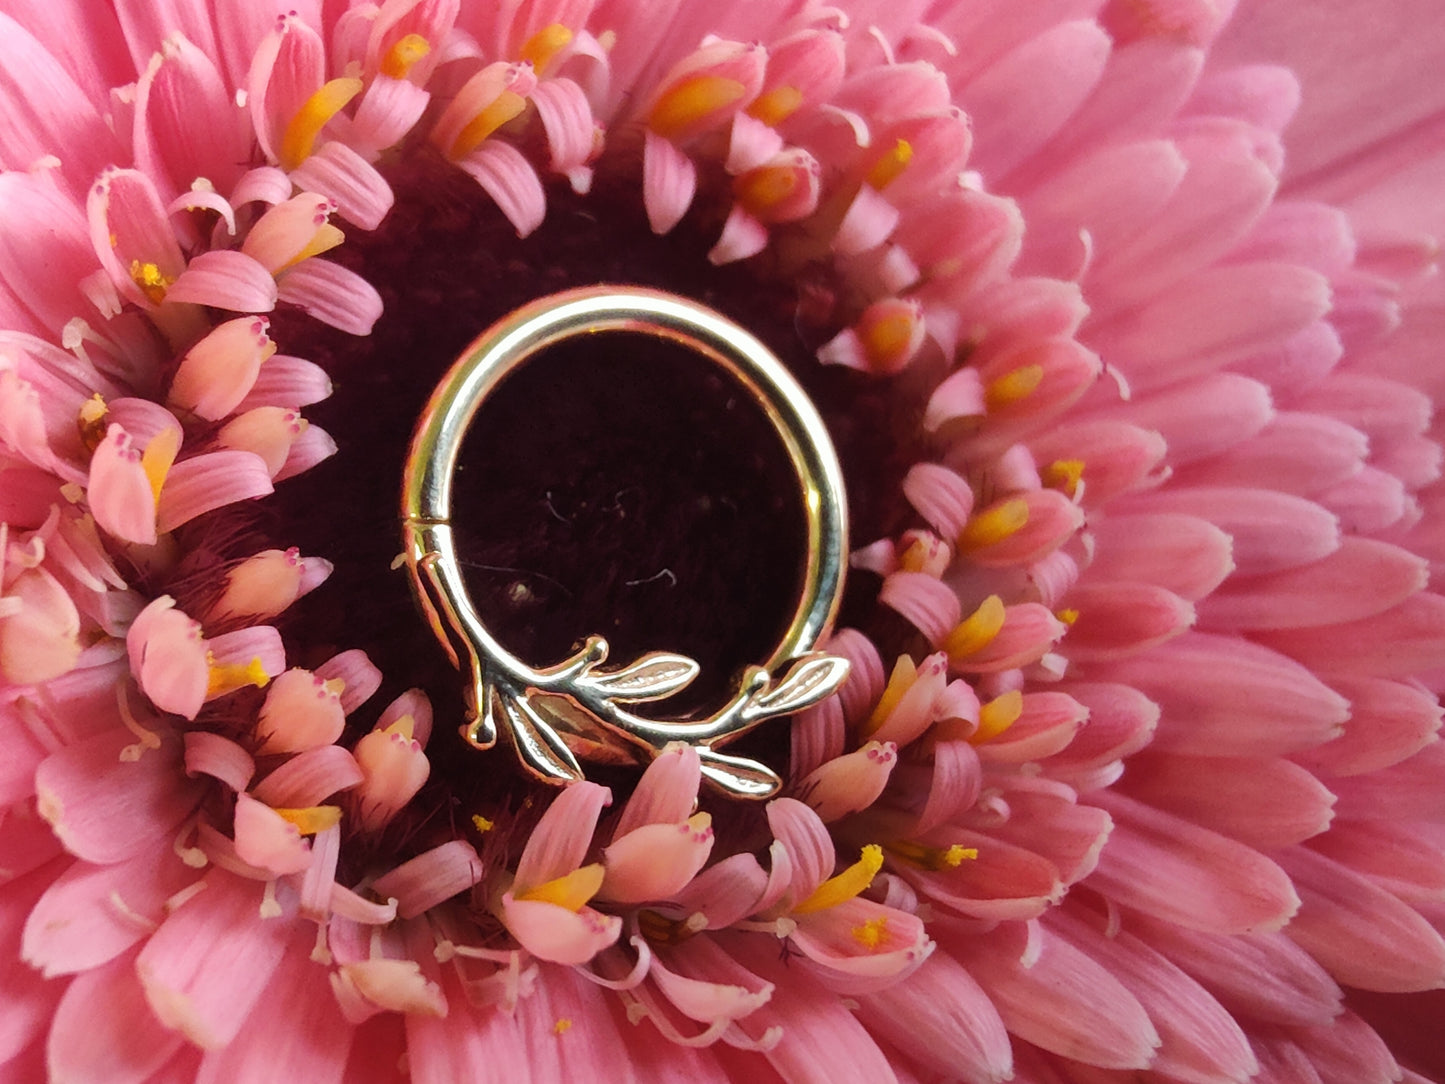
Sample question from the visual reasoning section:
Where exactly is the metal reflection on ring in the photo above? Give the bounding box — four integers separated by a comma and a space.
401, 286, 849, 799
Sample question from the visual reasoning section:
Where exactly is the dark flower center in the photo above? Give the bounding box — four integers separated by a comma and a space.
250, 146, 922, 840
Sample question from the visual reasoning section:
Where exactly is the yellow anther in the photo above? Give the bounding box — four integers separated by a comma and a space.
863, 655, 917, 737
281, 223, 345, 272
471, 814, 494, 833
381, 33, 431, 79
280, 77, 364, 170
520, 23, 574, 72
1043, 458, 1086, 496
1056, 608, 1080, 626
884, 840, 979, 870
648, 75, 748, 139
851, 915, 888, 950
867, 138, 913, 190
205, 654, 271, 697
958, 497, 1029, 550
78, 394, 109, 451
973, 690, 1023, 743
140, 426, 182, 504
794, 844, 884, 914
518, 862, 605, 911
273, 804, 343, 834
553, 1017, 573, 1036
449, 89, 529, 160
747, 85, 804, 126
985, 364, 1044, 409
944, 594, 1007, 658
734, 164, 798, 216
862, 309, 918, 367
129, 260, 174, 304
383, 714, 415, 740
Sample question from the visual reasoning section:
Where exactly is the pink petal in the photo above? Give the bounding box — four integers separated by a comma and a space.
371, 839, 483, 920
250, 745, 365, 808
290, 140, 397, 230
136, 871, 293, 1049
156, 449, 274, 533
165, 250, 279, 313
614, 742, 703, 836
643, 129, 698, 234
276, 259, 384, 335
513, 781, 611, 892
601, 814, 714, 904
48, 949, 184, 1084
497, 896, 622, 964
87, 424, 157, 545
182, 731, 254, 794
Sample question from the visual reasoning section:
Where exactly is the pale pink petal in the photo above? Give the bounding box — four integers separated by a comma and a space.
87, 424, 157, 545
125, 597, 208, 719
497, 896, 622, 965
290, 141, 397, 230
251, 745, 365, 809
232, 792, 315, 876
513, 781, 611, 892
643, 129, 698, 234
156, 450, 274, 533
371, 839, 483, 920
182, 731, 254, 793
136, 872, 293, 1050
275, 259, 384, 335
47, 949, 184, 1084
600, 813, 714, 904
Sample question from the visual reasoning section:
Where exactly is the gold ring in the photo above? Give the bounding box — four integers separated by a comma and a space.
401, 286, 849, 798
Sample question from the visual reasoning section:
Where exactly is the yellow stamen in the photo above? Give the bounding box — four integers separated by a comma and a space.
1056, 607, 1080, 626
78, 394, 109, 451
205, 654, 271, 698
273, 804, 343, 834
734, 163, 798, 216
747, 85, 804, 126
518, 862, 605, 911
280, 77, 364, 170
861, 309, 917, 367
794, 844, 884, 914
520, 23, 574, 72
140, 426, 182, 504
280, 223, 346, 272
943, 595, 1007, 658
973, 690, 1023, 743
129, 260, 174, 304
851, 915, 888, 951
449, 89, 529, 160
380, 32, 431, 79
867, 138, 913, 190
885, 840, 980, 870
471, 814, 494, 833
863, 655, 917, 737
958, 497, 1029, 550
985, 363, 1044, 409
1042, 458, 1086, 495
553, 1017, 573, 1035
648, 75, 748, 139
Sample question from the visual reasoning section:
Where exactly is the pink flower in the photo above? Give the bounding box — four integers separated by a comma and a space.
0, 0, 1443, 1081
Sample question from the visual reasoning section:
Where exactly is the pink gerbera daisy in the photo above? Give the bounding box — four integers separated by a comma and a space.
1, 0, 1443, 1081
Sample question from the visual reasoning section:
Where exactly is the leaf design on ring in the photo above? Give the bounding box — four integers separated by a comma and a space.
742, 654, 851, 721
495, 686, 584, 783
579, 652, 700, 702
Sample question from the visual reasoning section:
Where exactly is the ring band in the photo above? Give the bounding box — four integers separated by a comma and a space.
402, 286, 850, 798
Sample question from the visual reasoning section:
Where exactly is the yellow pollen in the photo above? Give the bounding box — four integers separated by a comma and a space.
78, 394, 109, 451
520, 23, 574, 72
863, 655, 917, 737
648, 75, 748, 139
867, 138, 913, 190
140, 426, 182, 504
973, 690, 1023, 743
851, 915, 889, 951
280, 77, 364, 170
734, 163, 798, 216
129, 260, 173, 304
862, 310, 917, 367
471, 814, 494, 833
205, 654, 271, 698
943, 595, 1007, 658
450, 89, 529, 160
958, 497, 1030, 550
273, 804, 343, 834
380, 33, 431, 79
1043, 458, 1086, 495
986, 363, 1044, 408
747, 85, 804, 126
794, 844, 885, 914
553, 1017, 573, 1036
1056, 607, 1080, 626
885, 840, 979, 870
518, 862, 605, 912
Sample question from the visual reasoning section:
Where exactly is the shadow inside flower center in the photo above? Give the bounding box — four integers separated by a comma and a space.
249, 146, 924, 838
